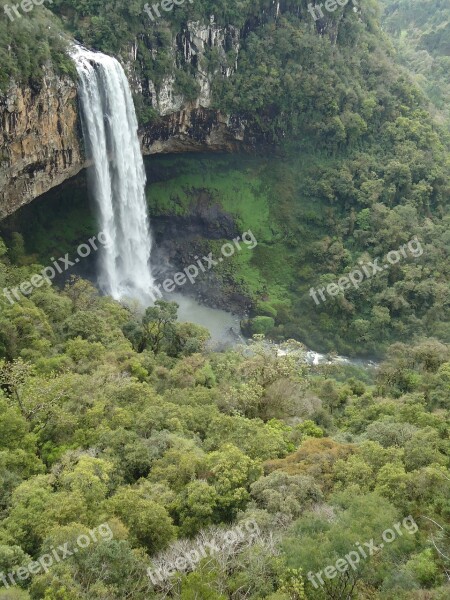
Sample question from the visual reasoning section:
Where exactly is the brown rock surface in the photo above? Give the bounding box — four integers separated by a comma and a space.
0, 69, 85, 219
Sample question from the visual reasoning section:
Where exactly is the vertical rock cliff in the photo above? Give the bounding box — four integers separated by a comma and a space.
0, 68, 84, 219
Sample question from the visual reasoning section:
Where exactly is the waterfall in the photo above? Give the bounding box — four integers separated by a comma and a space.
72, 46, 156, 304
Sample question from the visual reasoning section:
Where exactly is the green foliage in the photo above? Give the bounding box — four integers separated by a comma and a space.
1, 2, 450, 598
143, 142, 450, 356
243, 317, 276, 337
0, 1, 74, 91
381, 0, 450, 131
0, 233, 448, 598
107, 487, 176, 553
123, 299, 210, 356
282, 492, 417, 598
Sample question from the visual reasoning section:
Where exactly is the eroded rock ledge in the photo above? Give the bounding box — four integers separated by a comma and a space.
0, 95, 258, 220
140, 108, 267, 155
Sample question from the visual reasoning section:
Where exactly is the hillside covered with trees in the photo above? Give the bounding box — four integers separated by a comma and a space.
0, 0, 449, 598
381, 0, 450, 130
0, 247, 449, 599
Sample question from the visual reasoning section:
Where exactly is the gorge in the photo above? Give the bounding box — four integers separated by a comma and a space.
0, 0, 449, 357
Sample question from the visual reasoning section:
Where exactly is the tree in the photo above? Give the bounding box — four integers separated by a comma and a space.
174, 480, 219, 536
250, 471, 323, 520
282, 492, 413, 599
106, 487, 176, 553
124, 300, 179, 354
205, 444, 262, 520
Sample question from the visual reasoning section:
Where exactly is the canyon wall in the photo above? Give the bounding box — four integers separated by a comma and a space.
0, 70, 84, 220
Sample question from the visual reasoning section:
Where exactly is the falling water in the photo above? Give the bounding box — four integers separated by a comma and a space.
72, 46, 156, 304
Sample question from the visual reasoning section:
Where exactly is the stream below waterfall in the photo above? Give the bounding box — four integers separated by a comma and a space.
169, 292, 379, 369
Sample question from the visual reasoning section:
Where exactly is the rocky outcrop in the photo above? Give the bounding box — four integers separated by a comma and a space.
150, 189, 254, 315
135, 19, 264, 154
140, 108, 269, 155
126, 17, 241, 115
0, 70, 84, 220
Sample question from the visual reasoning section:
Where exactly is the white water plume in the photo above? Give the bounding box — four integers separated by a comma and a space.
73, 46, 156, 304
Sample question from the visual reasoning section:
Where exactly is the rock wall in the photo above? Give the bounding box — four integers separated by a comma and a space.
0, 70, 84, 220
140, 108, 270, 155
132, 18, 264, 153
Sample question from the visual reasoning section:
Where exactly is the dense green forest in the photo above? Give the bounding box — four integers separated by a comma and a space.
0, 245, 449, 599
8, 144, 450, 356
142, 146, 450, 356
0, 0, 449, 598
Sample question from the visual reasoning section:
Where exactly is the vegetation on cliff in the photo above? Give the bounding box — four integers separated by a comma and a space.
9, 0, 441, 357
0, 0, 74, 91
380, 0, 450, 130
142, 151, 450, 356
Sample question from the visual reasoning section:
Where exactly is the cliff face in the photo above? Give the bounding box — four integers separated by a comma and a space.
136, 18, 254, 154
0, 70, 84, 220
0, 19, 251, 219
134, 19, 265, 154
138, 18, 240, 114
140, 107, 270, 155
0, 5, 353, 219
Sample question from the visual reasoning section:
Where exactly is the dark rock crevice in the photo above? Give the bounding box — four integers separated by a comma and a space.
150, 189, 254, 315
